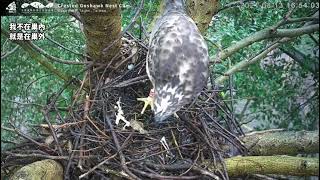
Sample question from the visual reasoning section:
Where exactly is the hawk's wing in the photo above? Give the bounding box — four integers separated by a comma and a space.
147, 11, 209, 120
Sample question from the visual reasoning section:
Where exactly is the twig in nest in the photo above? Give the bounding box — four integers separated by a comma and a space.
130, 166, 201, 179
144, 160, 220, 180
170, 129, 183, 159
2, 124, 44, 148
104, 111, 139, 180
37, 120, 86, 130
179, 145, 201, 176
41, 110, 63, 155
64, 135, 80, 180
79, 153, 118, 179
85, 116, 109, 138
103, 75, 149, 89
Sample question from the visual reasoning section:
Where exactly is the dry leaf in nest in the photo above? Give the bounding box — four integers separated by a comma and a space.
38, 124, 60, 135
67, 140, 73, 152
44, 133, 63, 145
131, 44, 139, 63
130, 120, 147, 134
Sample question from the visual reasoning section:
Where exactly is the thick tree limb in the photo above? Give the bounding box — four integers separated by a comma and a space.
242, 130, 319, 156
224, 156, 319, 177
214, 24, 319, 62
146, 155, 318, 177
78, 0, 122, 63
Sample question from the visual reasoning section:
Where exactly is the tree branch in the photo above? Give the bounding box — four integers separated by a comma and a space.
10, 155, 318, 179
217, 0, 255, 13
1, 45, 19, 60
214, 24, 319, 62
215, 38, 290, 84
27, 40, 89, 65
45, 34, 89, 59
224, 156, 319, 177
214, 22, 319, 84
242, 130, 319, 156
285, 17, 319, 25
1, 28, 74, 83
280, 46, 319, 76
146, 155, 318, 177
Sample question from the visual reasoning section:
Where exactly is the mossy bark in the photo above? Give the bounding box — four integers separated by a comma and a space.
186, 0, 219, 34
149, 0, 219, 34
10, 159, 63, 180
242, 130, 319, 156
78, 0, 122, 63
224, 156, 319, 177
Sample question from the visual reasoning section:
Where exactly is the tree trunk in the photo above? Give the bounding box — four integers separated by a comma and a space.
186, 0, 219, 34
149, 0, 219, 34
78, 0, 122, 63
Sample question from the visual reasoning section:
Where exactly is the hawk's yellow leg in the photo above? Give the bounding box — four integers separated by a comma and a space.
137, 89, 155, 114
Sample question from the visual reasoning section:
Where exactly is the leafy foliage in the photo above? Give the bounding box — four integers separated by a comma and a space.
210, 0, 319, 130
1, 15, 85, 149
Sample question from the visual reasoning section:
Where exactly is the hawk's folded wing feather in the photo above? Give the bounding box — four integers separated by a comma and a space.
147, 9, 209, 121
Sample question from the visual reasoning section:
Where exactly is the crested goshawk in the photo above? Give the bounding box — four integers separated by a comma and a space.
138, 0, 209, 122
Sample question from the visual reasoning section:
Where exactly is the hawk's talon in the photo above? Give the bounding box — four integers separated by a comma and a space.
137, 89, 155, 114
137, 96, 154, 114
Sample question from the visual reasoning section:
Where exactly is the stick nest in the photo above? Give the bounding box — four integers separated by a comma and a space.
1, 34, 246, 180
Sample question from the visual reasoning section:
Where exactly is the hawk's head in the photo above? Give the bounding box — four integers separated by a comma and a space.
164, 0, 186, 13
153, 84, 187, 122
